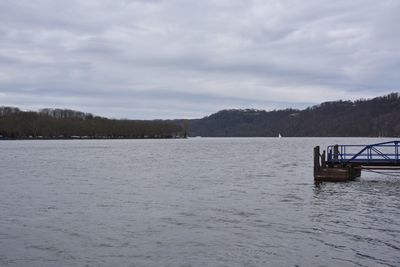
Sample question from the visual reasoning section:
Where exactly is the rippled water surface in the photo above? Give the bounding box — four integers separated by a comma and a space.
1, 138, 399, 266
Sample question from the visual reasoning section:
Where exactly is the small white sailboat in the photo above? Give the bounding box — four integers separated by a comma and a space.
278, 133, 282, 138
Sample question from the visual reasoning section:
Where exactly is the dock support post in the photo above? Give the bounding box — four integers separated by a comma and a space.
314, 146, 321, 176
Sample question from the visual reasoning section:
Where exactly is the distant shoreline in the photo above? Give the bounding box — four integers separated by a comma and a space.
0, 136, 186, 140
0, 136, 394, 140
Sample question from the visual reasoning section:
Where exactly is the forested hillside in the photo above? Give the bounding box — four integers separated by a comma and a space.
0, 108, 183, 139
2, 93, 400, 139
188, 93, 400, 137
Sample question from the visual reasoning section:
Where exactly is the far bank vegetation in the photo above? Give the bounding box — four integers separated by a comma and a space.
0, 108, 184, 139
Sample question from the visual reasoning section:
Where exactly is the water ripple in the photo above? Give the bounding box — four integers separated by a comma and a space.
0, 138, 399, 266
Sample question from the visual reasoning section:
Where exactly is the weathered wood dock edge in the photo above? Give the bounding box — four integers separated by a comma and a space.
313, 145, 361, 182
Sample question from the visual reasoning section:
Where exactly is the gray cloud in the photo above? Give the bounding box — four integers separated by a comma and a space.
0, 0, 399, 119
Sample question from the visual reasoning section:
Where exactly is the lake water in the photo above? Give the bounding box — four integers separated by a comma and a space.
0, 138, 399, 267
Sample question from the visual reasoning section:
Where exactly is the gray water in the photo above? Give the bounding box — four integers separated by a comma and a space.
0, 138, 399, 267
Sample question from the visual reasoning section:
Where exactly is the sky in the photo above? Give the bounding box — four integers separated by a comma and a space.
0, 0, 399, 119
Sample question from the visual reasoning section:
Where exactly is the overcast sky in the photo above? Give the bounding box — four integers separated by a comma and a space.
0, 0, 399, 119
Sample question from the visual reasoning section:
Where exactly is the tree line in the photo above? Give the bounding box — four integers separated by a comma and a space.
3, 93, 400, 139
0, 107, 184, 139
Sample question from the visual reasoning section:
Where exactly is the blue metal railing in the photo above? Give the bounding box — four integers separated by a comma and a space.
327, 141, 400, 165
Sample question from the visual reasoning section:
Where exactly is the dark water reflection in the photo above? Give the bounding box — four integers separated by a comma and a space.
0, 138, 399, 266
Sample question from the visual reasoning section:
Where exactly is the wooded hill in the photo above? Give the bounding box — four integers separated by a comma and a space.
0, 107, 184, 139
2, 93, 400, 139
188, 93, 400, 137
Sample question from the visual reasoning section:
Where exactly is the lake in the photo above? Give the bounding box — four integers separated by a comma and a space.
0, 138, 399, 266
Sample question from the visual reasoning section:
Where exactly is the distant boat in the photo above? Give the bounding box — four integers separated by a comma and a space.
278, 133, 282, 138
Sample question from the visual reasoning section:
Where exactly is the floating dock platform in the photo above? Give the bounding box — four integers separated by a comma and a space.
314, 141, 400, 182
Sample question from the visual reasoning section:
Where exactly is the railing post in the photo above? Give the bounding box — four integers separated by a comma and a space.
327, 147, 332, 161
368, 147, 371, 163
333, 145, 339, 161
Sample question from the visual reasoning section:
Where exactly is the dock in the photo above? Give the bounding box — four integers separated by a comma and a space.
314, 141, 400, 182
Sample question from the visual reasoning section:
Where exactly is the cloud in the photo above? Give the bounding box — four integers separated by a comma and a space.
0, 0, 399, 118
